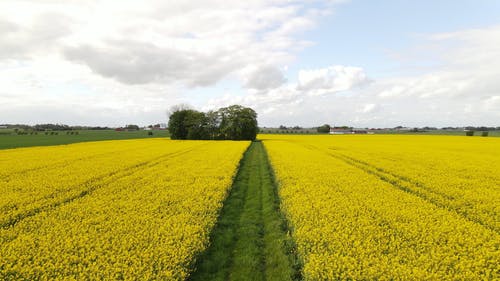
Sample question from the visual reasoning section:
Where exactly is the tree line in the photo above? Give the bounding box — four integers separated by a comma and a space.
0, 124, 114, 131
168, 105, 258, 141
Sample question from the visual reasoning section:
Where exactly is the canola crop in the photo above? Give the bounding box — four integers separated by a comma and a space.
0, 139, 249, 280
263, 134, 500, 280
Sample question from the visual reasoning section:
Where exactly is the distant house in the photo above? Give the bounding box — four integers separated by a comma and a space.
353, 129, 368, 134
330, 128, 352, 134
0, 125, 7, 129
330, 128, 369, 134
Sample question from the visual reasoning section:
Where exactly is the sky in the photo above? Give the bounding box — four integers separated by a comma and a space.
1, 0, 499, 128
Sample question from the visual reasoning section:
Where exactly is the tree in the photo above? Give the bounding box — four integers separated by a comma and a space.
205, 110, 222, 140
317, 124, 331, 133
125, 124, 139, 130
185, 110, 210, 140
218, 105, 258, 141
167, 104, 258, 141
168, 109, 200, 139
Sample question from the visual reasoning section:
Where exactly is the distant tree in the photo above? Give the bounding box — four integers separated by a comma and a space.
34, 124, 71, 131
218, 105, 258, 141
205, 110, 222, 140
317, 124, 331, 133
167, 105, 258, 141
185, 110, 210, 140
168, 109, 199, 139
125, 124, 139, 130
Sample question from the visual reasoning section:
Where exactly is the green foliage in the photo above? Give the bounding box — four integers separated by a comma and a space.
33, 124, 71, 131
466, 130, 474, 136
481, 131, 489, 137
218, 105, 258, 141
185, 110, 210, 140
317, 124, 331, 133
168, 109, 199, 140
125, 124, 140, 130
168, 105, 258, 141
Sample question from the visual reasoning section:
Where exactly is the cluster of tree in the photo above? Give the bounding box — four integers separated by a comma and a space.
78, 126, 112, 130
316, 124, 331, 133
0, 124, 33, 130
168, 105, 258, 141
1, 124, 113, 131
124, 124, 140, 130
33, 124, 72, 131
464, 126, 499, 131
317, 125, 357, 133
278, 125, 303, 130
147, 124, 163, 129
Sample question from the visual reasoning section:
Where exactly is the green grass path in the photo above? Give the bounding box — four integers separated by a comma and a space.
189, 141, 301, 281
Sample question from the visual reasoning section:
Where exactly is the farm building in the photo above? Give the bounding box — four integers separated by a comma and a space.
330, 128, 369, 134
330, 128, 352, 134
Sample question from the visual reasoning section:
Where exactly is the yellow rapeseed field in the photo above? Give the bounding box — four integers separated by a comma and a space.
263, 134, 500, 280
0, 139, 249, 280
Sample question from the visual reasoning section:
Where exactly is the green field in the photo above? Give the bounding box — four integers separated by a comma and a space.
0, 129, 169, 150
190, 142, 300, 281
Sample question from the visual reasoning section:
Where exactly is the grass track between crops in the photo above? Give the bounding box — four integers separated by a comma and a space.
189, 141, 301, 281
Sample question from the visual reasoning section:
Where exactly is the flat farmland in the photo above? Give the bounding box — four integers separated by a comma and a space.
0, 129, 169, 150
263, 134, 500, 280
1, 135, 499, 280
0, 139, 249, 280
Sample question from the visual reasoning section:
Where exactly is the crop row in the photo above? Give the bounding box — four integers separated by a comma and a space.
264, 135, 500, 280
307, 135, 500, 233
0, 140, 250, 280
0, 139, 203, 228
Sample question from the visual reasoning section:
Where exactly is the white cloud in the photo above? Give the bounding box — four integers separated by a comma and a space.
242, 65, 286, 90
297, 65, 369, 95
0, 0, 327, 86
0, 0, 340, 125
359, 103, 379, 114
0, 14, 73, 60
352, 25, 500, 127
1, 0, 498, 128
206, 25, 500, 127
205, 64, 369, 125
